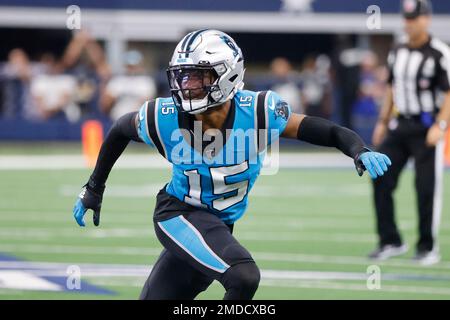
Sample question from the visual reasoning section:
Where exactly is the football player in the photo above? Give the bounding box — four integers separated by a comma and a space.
73, 29, 391, 300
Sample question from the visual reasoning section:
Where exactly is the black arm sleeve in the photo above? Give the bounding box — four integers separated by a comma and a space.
296, 116, 366, 159
88, 112, 142, 192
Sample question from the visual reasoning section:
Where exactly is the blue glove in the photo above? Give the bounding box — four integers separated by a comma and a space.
354, 149, 392, 179
73, 182, 104, 227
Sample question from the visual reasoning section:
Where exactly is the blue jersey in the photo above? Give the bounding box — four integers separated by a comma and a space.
137, 90, 291, 224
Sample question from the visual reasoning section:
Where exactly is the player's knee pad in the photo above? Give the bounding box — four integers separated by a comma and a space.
221, 262, 260, 299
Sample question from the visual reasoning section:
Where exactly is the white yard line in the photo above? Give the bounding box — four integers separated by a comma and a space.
259, 279, 450, 296
0, 209, 376, 220
57, 184, 372, 198
85, 277, 450, 297
1, 260, 450, 286
0, 243, 162, 256
0, 153, 372, 170
2, 260, 449, 296
4, 226, 450, 246
0, 154, 170, 170
1, 256, 450, 298
3, 210, 443, 232
1, 243, 450, 270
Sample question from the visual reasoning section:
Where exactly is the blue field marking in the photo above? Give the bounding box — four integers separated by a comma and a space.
0, 253, 22, 261
0, 253, 115, 295
43, 276, 115, 295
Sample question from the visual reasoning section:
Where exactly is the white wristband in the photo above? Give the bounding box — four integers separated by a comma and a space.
438, 120, 448, 131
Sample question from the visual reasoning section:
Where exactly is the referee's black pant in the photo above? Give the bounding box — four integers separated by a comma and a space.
372, 117, 444, 252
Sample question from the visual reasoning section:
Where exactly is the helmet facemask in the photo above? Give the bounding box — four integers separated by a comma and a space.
167, 63, 228, 114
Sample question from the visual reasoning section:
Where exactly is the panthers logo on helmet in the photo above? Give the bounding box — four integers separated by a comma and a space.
220, 35, 239, 58
274, 101, 290, 121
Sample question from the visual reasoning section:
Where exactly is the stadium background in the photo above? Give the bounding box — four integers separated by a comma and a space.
1, 0, 450, 299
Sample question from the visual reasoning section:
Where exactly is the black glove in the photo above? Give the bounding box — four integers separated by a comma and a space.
73, 179, 105, 227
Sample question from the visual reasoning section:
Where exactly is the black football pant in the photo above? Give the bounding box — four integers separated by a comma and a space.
372, 118, 444, 252
139, 187, 260, 300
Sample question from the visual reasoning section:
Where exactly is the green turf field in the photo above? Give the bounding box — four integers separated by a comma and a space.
1, 157, 450, 299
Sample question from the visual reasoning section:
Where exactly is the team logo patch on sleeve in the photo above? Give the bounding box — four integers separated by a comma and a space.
274, 101, 290, 121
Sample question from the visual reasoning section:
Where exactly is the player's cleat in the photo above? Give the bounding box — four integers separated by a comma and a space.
368, 243, 409, 260
412, 250, 441, 266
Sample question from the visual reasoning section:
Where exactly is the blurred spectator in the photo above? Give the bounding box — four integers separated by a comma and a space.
269, 57, 303, 113
334, 39, 362, 129
61, 30, 111, 118
0, 77, 3, 115
30, 53, 80, 122
351, 51, 388, 144
0, 30, 111, 122
358, 51, 387, 103
100, 50, 156, 121
300, 54, 333, 119
0, 48, 35, 119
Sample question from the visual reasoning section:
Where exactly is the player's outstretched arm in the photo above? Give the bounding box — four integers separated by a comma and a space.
73, 112, 142, 227
281, 113, 391, 179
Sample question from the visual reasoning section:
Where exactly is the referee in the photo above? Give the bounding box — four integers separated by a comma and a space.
370, 0, 450, 265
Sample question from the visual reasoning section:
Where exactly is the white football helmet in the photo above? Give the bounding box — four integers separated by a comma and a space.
167, 29, 245, 114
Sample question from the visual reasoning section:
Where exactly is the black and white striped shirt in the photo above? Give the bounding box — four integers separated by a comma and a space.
388, 36, 450, 116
